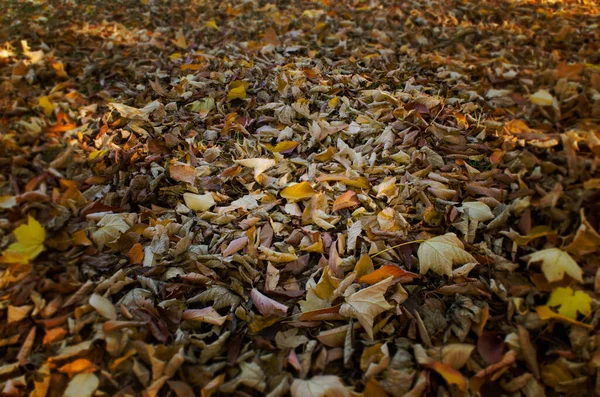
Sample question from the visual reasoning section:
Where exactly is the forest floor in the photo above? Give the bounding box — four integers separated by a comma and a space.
1, 0, 600, 396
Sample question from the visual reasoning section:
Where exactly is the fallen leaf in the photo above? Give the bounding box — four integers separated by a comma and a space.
529, 89, 555, 106
546, 286, 592, 319
291, 375, 350, 397
183, 307, 228, 326
251, 288, 288, 316
63, 373, 99, 397
280, 181, 316, 201
183, 192, 216, 212
228, 80, 247, 101
235, 158, 276, 179
425, 361, 466, 392
89, 294, 117, 321
417, 233, 475, 277
339, 276, 394, 339
459, 201, 494, 222
528, 248, 583, 283
91, 214, 131, 250
358, 265, 418, 285
1, 216, 46, 263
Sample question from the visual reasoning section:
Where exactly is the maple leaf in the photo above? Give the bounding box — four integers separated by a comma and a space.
1, 216, 46, 263
339, 276, 394, 339
527, 248, 582, 283
417, 233, 475, 277
546, 287, 592, 319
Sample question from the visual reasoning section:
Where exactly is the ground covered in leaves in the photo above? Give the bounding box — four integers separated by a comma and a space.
1, 0, 600, 396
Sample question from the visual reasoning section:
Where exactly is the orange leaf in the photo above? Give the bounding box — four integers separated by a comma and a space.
332, 190, 360, 212
43, 328, 67, 344
363, 378, 389, 397
169, 164, 197, 185
71, 230, 92, 246
358, 265, 419, 285
127, 243, 144, 264
426, 361, 466, 391
58, 359, 97, 375
202, 374, 225, 397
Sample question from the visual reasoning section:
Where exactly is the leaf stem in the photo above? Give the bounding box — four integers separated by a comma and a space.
370, 240, 425, 258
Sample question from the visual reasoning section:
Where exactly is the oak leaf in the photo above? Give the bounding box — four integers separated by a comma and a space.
339, 276, 394, 339
417, 233, 475, 277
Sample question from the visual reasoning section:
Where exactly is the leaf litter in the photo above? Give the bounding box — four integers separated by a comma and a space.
1, 0, 600, 396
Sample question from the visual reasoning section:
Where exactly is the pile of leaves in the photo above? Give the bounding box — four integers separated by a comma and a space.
1, 0, 600, 395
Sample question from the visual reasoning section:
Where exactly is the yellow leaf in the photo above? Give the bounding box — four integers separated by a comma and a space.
183, 192, 216, 212
530, 89, 555, 106
535, 305, 593, 329
264, 140, 299, 153
280, 181, 316, 201
316, 173, 370, 189
206, 20, 219, 30
528, 248, 582, 283
546, 287, 592, 319
426, 361, 466, 392
339, 276, 394, 339
38, 96, 54, 117
1, 216, 46, 263
172, 29, 187, 49
227, 80, 247, 101
417, 233, 475, 277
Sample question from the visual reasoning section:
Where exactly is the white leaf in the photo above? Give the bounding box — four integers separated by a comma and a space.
63, 373, 99, 397
417, 233, 476, 277
291, 375, 350, 397
235, 158, 276, 179
528, 248, 582, 283
89, 293, 116, 320
459, 202, 494, 222
183, 192, 215, 212
530, 89, 554, 106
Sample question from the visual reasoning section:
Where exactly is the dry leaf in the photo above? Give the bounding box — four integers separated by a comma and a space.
339, 276, 394, 339
280, 181, 316, 201
251, 288, 288, 316
291, 375, 350, 397
1, 216, 45, 263
183, 192, 216, 212
417, 233, 475, 277
528, 248, 583, 283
